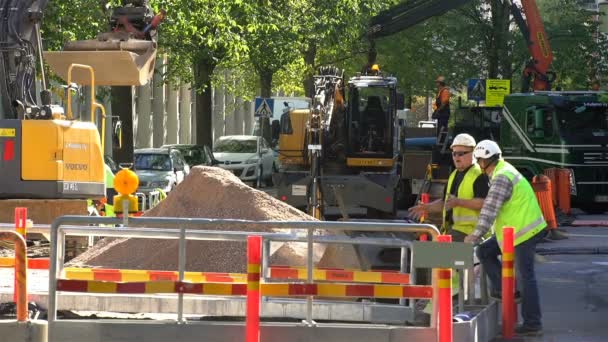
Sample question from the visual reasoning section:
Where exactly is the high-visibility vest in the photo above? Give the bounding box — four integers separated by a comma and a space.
492, 160, 546, 249
442, 164, 482, 235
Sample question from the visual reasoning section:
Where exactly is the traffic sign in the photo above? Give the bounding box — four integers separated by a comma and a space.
254, 97, 274, 118
467, 79, 486, 103
485, 79, 511, 107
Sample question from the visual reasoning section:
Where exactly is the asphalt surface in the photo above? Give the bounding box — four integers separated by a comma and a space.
494, 226, 608, 342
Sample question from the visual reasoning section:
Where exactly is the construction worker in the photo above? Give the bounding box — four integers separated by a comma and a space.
432, 76, 450, 139
104, 163, 116, 217
408, 133, 489, 242
464, 140, 547, 337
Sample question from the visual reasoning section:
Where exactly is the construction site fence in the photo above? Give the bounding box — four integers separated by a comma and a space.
0, 216, 492, 341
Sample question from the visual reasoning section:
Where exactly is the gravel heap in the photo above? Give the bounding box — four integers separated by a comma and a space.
69, 166, 354, 273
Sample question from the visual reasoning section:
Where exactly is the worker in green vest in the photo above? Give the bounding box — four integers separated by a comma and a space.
465, 140, 547, 337
408, 133, 489, 242
104, 163, 116, 217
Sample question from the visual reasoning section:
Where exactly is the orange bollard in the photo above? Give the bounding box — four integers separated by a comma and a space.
502, 227, 515, 340
556, 169, 571, 215
0, 232, 27, 321
543, 168, 558, 206
246, 236, 262, 342
437, 234, 452, 342
14, 208, 27, 304
420, 193, 430, 223
531, 175, 557, 230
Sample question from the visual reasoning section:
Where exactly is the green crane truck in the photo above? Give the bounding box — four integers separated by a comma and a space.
453, 91, 608, 213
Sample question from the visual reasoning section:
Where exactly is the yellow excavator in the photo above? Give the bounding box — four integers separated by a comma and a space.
0, 0, 160, 222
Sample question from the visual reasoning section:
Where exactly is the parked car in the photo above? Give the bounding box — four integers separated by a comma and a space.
213, 135, 275, 188
133, 148, 190, 193
161, 144, 218, 167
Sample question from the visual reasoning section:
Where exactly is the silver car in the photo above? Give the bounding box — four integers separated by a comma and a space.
213, 135, 275, 188
134, 148, 190, 193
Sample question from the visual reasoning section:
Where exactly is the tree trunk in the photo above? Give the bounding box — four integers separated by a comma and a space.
258, 69, 273, 144
111, 86, 135, 165
194, 59, 215, 147
303, 41, 317, 98
489, 0, 512, 80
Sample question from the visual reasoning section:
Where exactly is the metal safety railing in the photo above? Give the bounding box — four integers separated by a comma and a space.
42, 216, 452, 336
0, 214, 498, 341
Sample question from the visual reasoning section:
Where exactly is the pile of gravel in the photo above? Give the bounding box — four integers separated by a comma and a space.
69, 166, 352, 273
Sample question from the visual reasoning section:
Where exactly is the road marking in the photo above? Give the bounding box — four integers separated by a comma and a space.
565, 234, 608, 238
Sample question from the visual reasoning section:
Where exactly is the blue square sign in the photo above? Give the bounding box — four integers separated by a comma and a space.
254, 97, 274, 118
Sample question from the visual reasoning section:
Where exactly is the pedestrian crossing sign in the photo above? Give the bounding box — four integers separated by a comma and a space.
254, 97, 274, 118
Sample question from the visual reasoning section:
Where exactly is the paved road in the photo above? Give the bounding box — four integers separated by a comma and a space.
494, 226, 608, 342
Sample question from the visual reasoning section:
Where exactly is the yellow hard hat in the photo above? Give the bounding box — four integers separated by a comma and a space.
436, 76, 446, 83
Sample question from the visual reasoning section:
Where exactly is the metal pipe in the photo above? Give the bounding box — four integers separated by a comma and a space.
480, 265, 489, 305
467, 266, 476, 306
177, 226, 186, 323
399, 246, 408, 306
262, 239, 270, 281
306, 227, 314, 326
63, 39, 155, 52
458, 269, 465, 313
122, 200, 129, 226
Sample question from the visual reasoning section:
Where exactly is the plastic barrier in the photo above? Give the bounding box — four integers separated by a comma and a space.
268, 266, 410, 284
0, 230, 28, 321
437, 235, 452, 342
555, 168, 572, 215
420, 193, 430, 223
543, 168, 558, 205
247, 236, 261, 342
543, 168, 572, 215
502, 227, 515, 339
532, 175, 557, 229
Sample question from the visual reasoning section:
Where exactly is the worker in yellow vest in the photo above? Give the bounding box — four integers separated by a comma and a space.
408, 133, 489, 241
465, 140, 547, 337
104, 163, 116, 217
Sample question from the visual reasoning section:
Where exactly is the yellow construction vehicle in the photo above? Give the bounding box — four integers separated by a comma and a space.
0, 0, 159, 223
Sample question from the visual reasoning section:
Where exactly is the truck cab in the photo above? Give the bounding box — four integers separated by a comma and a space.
452, 91, 608, 212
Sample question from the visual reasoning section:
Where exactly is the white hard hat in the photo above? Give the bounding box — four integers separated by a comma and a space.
450, 133, 476, 148
474, 140, 502, 159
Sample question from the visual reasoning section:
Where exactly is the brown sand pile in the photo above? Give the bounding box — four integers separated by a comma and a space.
69, 166, 355, 273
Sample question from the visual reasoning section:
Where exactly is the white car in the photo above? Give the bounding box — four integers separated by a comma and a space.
213, 135, 275, 188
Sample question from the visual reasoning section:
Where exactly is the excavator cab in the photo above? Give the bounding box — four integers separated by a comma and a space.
44, 1, 162, 86
347, 79, 396, 159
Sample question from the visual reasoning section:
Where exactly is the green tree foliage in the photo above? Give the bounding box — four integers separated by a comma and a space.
41, 0, 111, 50
152, 0, 251, 146
246, 0, 301, 97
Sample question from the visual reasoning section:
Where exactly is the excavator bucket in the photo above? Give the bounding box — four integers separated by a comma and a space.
43, 39, 157, 86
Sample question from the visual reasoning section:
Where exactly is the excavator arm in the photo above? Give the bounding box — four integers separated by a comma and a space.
0, 0, 50, 119
0, 0, 163, 120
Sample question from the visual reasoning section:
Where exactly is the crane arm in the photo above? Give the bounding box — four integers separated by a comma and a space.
368, 0, 472, 39
368, 0, 555, 91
